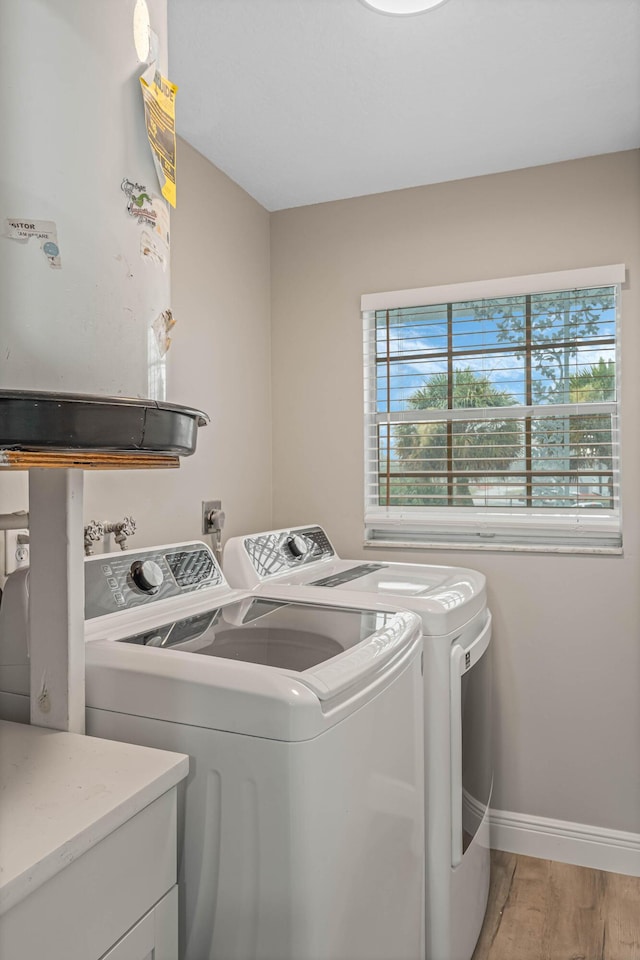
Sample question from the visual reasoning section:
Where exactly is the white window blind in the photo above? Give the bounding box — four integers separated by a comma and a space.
363, 266, 624, 551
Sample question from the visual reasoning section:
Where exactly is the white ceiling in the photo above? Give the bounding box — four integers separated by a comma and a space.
168, 0, 640, 212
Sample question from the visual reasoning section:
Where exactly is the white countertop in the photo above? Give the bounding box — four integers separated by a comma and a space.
0, 720, 189, 916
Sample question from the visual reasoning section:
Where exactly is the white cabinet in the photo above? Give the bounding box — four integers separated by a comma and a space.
1, 790, 179, 960
0, 721, 188, 960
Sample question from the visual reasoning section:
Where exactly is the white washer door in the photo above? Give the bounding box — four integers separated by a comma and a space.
450, 612, 493, 866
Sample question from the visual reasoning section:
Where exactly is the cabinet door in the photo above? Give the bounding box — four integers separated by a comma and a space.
100, 886, 178, 960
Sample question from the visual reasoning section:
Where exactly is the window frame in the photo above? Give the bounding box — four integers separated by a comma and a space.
362, 265, 625, 554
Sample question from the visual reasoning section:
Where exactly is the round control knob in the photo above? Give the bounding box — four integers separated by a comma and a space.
286, 534, 308, 560
130, 559, 164, 593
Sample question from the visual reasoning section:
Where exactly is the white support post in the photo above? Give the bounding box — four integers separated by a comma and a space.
28, 469, 85, 733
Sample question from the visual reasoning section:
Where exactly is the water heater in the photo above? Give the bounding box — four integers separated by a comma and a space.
0, 0, 173, 402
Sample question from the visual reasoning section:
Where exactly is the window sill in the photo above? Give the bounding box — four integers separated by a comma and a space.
363, 538, 623, 557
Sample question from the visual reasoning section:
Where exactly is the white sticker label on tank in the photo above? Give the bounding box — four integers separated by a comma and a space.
3, 218, 61, 269
153, 308, 176, 357
140, 195, 170, 270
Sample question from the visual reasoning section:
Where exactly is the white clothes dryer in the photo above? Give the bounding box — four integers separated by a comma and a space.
0, 541, 425, 960
224, 525, 492, 960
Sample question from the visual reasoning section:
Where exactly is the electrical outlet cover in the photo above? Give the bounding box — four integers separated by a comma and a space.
5, 528, 30, 575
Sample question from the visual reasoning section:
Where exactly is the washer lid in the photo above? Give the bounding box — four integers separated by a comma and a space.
116, 596, 415, 697
320, 562, 486, 634
85, 597, 422, 739
260, 562, 486, 637
223, 526, 486, 636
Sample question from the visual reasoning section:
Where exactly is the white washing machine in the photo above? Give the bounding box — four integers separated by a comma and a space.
0, 541, 424, 960
224, 525, 492, 960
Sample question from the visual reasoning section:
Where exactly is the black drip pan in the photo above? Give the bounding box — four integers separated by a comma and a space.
0, 390, 209, 457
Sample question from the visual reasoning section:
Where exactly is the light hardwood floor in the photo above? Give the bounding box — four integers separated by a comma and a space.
471, 851, 640, 960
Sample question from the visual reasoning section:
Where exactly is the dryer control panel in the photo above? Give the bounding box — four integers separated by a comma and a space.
242, 525, 335, 580
85, 541, 224, 620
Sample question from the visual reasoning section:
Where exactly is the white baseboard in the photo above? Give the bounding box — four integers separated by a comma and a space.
490, 808, 640, 877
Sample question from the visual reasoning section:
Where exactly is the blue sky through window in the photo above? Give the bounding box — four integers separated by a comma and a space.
375, 288, 616, 413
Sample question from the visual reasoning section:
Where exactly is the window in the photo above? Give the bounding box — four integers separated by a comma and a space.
363, 266, 624, 551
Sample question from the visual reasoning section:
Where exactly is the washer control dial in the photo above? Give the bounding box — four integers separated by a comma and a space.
285, 534, 308, 560
130, 558, 164, 593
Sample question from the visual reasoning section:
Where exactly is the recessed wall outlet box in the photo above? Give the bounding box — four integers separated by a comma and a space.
5, 529, 30, 575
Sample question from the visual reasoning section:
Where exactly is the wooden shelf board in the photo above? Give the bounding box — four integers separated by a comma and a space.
0, 450, 180, 470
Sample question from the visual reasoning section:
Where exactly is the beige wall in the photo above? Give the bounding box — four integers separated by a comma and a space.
2, 142, 638, 836
0, 137, 273, 552
270, 150, 640, 834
